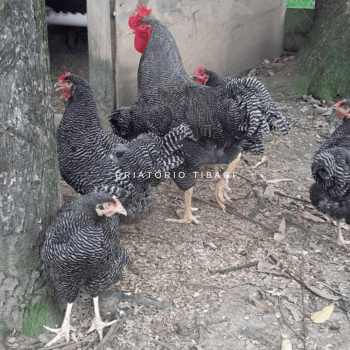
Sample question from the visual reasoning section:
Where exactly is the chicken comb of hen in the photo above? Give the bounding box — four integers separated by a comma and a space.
59, 72, 71, 84
193, 66, 209, 86
335, 99, 350, 120
128, 3, 152, 30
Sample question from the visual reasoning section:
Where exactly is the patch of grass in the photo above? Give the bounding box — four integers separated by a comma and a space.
21, 298, 49, 337
286, 0, 315, 9
1, 2, 9, 20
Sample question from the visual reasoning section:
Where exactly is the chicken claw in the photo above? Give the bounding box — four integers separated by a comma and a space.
215, 177, 231, 211
336, 220, 350, 248
43, 303, 74, 348
87, 297, 117, 340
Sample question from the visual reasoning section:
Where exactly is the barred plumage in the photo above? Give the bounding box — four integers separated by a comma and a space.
310, 110, 350, 246
40, 192, 129, 303
40, 193, 129, 346
109, 15, 288, 193
57, 73, 194, 222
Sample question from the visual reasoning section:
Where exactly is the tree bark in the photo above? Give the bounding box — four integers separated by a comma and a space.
0, 0, 62, 338
297, 0, 350, 100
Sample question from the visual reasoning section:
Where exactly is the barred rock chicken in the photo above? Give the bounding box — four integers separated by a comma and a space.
310, 99, 350, 247
193, 67, 287, 188
109, 3, 288, 223
40, 192, 128, 347
56, 72, 194, 223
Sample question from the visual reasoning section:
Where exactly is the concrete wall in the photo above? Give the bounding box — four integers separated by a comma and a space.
114, 0, 286, 107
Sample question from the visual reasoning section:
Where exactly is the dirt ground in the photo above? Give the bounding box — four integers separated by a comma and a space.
7, 27, 350, 350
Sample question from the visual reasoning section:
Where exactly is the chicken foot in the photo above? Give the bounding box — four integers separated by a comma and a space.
165, 187, 199, 224
43, 302, 73, 348
215, 153, 242, 211
87, 296, 117, 340
214, 165, 232, 192
336, 219, 350, 248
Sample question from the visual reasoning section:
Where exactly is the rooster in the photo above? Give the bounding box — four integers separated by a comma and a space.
310, 99, 350, 247
56, 72, 194, 223
41, 192, 128, 347
109, 3, 288, 224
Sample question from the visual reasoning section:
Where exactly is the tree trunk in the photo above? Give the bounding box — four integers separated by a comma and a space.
0, 0, 62, 338
297, 0, 350, 100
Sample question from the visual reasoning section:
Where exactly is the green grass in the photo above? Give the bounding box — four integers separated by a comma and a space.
286, 0, 315, 8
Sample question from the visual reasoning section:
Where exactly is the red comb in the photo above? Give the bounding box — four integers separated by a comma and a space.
59, 72, 70, 83
335, 100, 350, 120
193, 67, 209, 86
193, 66, 206, 76
128, 3, 152, 30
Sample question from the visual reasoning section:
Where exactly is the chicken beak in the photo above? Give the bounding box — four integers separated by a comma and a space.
117, 206, 127, 216
54, 82, 63, 91
112, 196, 127, 216
127, 29, 134, 36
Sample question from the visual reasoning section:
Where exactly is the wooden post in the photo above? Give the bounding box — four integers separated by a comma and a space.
87, 0, 115, 130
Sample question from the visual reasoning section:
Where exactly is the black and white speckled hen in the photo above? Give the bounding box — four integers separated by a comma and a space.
310, 99, 350, 247
108, 3, 288, 224
56, 72, 194, 223
40, 192, 128, 347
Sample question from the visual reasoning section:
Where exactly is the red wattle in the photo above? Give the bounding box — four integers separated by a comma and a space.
134, 27, 152, 54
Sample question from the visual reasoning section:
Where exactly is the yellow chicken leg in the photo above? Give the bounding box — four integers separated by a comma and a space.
165, 187, 199, 224
215, 153, 242, 211
336, 219, 350, 247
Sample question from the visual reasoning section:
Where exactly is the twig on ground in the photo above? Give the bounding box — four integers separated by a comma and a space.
235, 173, 258, 185
38, 339, 91, 350
278, 296, 305, 343
318, 281, 350, 299
84, 336, 98, 350
96, 320, 122, 350
195, 317, 205, 345
96, 309, 131, 350
208, 262, 258, 275
191, 195, 275, 233
268, 253, 346, 306
274, 190, 311, 204
235, 173, 311, 204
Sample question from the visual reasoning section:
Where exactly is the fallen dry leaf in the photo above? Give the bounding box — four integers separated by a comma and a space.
274, 232, 285, 242
284, 302, 301, 321
311, 303, 334, 323
306, 286, 341, 301
264, 184, 275, 200
266, 178, 294, 184
279, 217, 286, 235
281, 337, 293, 350
322, 108, 333, 116
302, 211, 326, 223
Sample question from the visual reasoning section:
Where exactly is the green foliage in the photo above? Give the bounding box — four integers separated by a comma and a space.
286, 0, 315, 8
1, 2, 10, 19
297, 1, 350, 100
21, 299, 49, 337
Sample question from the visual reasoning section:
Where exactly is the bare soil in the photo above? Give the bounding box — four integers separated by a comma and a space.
6, 28, 350, 350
